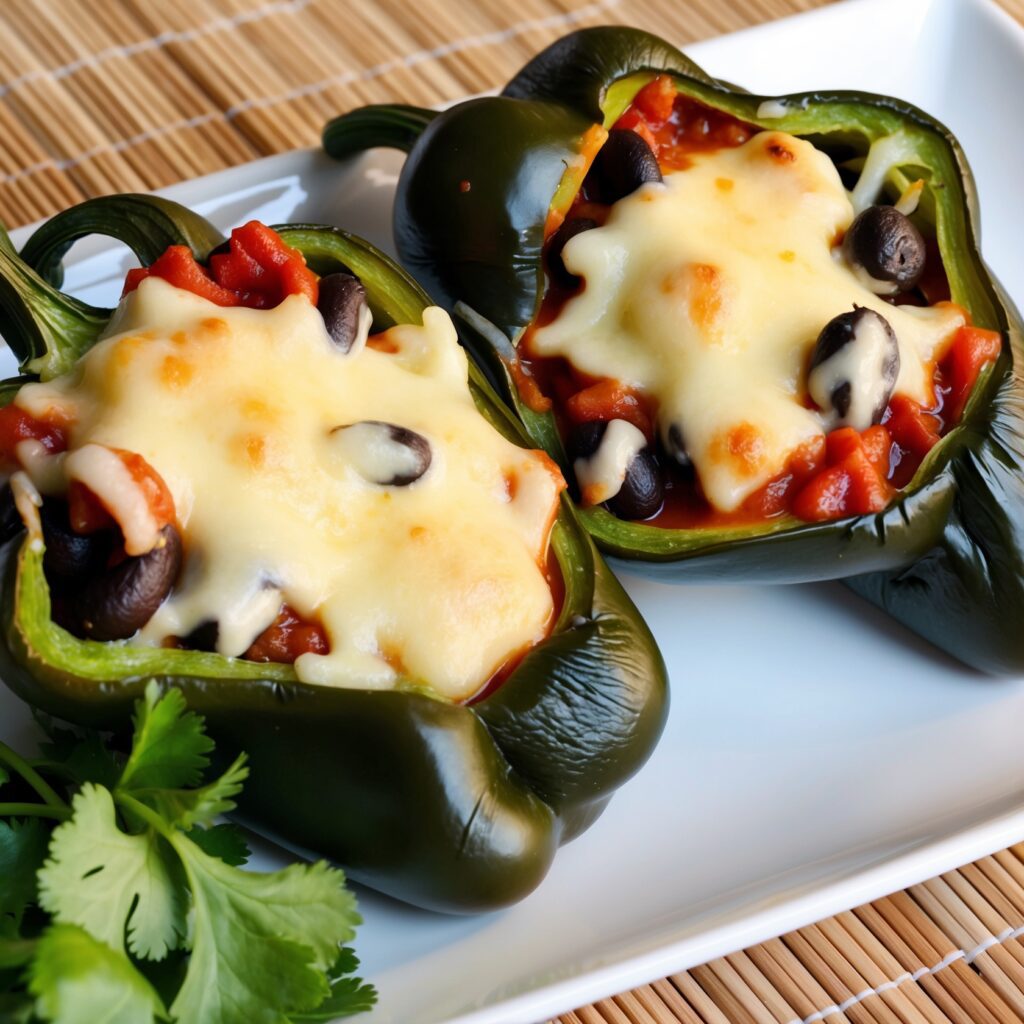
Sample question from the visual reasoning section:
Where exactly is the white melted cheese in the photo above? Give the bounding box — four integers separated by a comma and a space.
807, 312, 895, 432
574, 418, 647, 505
531, 130, 964, 512
16, 278, 562, 700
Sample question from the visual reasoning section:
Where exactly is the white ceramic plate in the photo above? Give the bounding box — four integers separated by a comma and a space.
2, 0, 1024, 1020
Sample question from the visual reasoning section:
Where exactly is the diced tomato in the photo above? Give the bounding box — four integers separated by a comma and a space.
228, 221, 319, 307
860, 424, 892, 475
824, 427, 862, 464
792, 427, 892, 522
564, 379, 653, 437
612, 108, 658, 151
792, 464, 851, 522
941, 325, 1002, 424
886, 395, 942, 461
788, 435, 827, 477
208, 246, 263, 295
68, 448, 175, 538
122, 267, 149, 293
631, 75, 677, 126
0, 405, 67, 470
123, 246, 241, 306
122, 221, 318, 310
244, 605, 329, 663
67, 481, 116, 535
116, 449, 176, 529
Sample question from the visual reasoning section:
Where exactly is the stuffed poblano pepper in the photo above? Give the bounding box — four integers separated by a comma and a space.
323, 27, 1024, 674
0, 194, 668, 912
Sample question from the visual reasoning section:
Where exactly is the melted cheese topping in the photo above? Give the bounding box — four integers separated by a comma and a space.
574, 419, 647, 505
531, 131, 965, 512
16, 278, 563, 700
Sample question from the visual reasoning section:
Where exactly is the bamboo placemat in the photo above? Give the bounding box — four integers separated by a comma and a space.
1, 1, 1024, 1022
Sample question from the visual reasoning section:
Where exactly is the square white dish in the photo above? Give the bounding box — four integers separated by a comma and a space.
1, 0, 1023, 1021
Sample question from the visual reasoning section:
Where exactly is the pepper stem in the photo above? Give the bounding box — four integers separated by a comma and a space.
322, 104, 437, 159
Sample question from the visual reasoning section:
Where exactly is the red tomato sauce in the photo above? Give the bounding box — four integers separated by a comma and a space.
0, 404, 67, 469
522, 79, 1003, 527
243, 605, 330, 663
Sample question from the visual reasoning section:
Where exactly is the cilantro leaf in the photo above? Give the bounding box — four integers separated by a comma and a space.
2, 684, 375, 1024
123, 754, 248, 832
186, 824, 250, 866
118, 684, 212, 793
37, 786, 187, 961
289, 950, 378, 1021
28, 924, 166, 1024
169, 839, 360, 1024
0, 819, 49, 918
39, 728, 121, 791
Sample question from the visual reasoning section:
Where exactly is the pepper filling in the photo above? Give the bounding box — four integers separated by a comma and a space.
520, 77, 1003, 526
3, 223, 565, 702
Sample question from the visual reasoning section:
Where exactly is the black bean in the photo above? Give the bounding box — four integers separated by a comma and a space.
331, 420, 432, 486
569, 419, 663, 521
662, 423, 692, 471
586, 129, 662, 204
808, 306, 900, 429
40, 500, 112, 580
317, 271, 369, 352
607, 448, 663, 521
567, 420, 607, 461
0, 484, 22, 546
546, 217, 598, 288
71, 523, 182, 641
181, 619, 219, 653
843, 205, 926, 292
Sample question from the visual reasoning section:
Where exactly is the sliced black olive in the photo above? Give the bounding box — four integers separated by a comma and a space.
0, 484, 22, 546
546, 217, 598, 287
331, 420, 432, 486
587, 129, 662, 205
40, 500, 112, 580
843, 205, 926, 293
808, 306, 900, 429
71, 523, 182, 642
317, 271, 369, 352
569, 419, 663, 521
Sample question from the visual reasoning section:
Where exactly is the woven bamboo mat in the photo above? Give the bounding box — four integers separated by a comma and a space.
1, 1, 1023, 1023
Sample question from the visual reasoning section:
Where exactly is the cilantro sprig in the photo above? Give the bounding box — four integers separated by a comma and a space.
0, 682, 376, 1024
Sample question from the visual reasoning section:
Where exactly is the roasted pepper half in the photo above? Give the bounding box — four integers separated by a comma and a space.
323, 27, 1024, 674
0, 194, 668, 912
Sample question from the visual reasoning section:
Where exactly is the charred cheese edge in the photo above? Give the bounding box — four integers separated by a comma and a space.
531, 130, 965, 513
15, 278, 564, 701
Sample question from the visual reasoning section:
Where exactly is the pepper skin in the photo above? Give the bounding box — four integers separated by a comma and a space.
0, 199, 668, 912
323, 27, 1024, 674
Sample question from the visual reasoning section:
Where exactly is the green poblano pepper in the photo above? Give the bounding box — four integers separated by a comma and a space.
0, 197, 668, 912
322, 27, 1024, 674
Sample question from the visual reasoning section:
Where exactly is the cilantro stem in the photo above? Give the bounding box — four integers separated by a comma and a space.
0, 801, 70, 820
0, 739, 67, 809
114, 790, 175, 840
